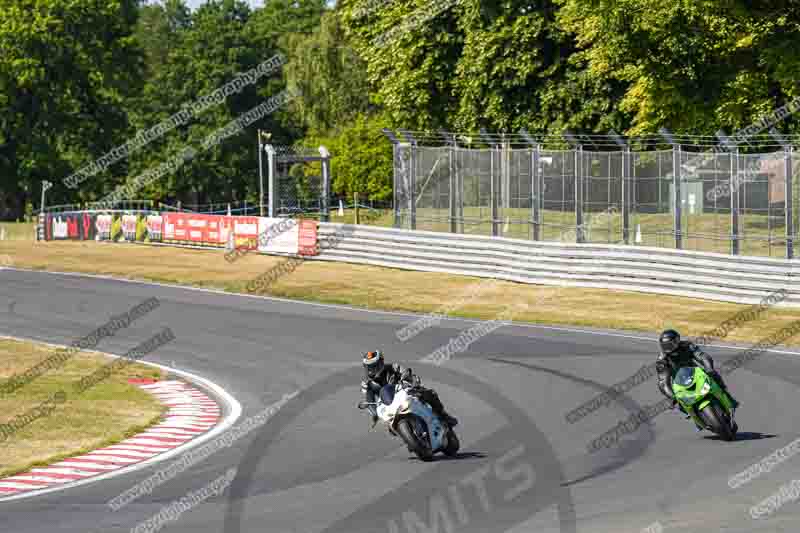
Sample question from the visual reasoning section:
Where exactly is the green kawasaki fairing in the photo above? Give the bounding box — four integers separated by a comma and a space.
672, 366, 737, 441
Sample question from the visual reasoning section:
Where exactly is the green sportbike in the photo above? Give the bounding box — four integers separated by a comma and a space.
672, 366, 738, 441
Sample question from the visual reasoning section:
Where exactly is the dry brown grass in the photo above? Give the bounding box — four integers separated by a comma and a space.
1, 238, 799, 348
0, 337, 166, 477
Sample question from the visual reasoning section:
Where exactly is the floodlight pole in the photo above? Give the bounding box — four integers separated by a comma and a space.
258, 129, 265, 216
40, 180, 52, 214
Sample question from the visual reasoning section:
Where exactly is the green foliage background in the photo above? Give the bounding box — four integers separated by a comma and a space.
1, 0, 798, 218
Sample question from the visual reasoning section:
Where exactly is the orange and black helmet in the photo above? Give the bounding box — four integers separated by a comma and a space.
362, 350, 385, 379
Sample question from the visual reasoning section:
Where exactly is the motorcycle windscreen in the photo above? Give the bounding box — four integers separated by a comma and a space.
674, 367, 695, 387
380, 384, 395, 405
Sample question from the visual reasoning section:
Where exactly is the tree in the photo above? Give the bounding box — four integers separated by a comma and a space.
312, 112, 394, 202
284, 11, 371, 137
452, 0, 624, 133
556, 0, 800, 136
126, 0, 289, 206
338, 0, 624, 134
134, 0, 192, 78
339, 0, 464, 129
0, 0, 144, 219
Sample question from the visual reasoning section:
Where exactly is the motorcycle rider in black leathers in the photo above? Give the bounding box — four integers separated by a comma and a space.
361, 350, 458, 428
656, 329, 739, 412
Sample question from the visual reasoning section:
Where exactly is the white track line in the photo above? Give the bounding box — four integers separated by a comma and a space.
3, 265, 798, 356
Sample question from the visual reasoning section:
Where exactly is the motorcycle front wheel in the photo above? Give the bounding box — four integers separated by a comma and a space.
397, 417, 434, 462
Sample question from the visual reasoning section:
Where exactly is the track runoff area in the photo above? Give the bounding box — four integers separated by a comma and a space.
0, 268, 799, 533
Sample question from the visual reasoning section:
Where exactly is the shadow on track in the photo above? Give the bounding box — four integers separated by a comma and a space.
404, 451, 488, 462
703, 432, 778, 442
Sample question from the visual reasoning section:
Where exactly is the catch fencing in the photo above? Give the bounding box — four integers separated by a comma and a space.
389, 135, 799, 259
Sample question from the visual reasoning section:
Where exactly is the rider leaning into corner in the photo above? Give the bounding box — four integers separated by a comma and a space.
656, 329, 740, 414
361, 350, 458, 428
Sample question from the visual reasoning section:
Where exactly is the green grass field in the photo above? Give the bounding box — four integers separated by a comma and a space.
2, 236, 800, 351
0, 222, 36, 242
0, 338, 166, 478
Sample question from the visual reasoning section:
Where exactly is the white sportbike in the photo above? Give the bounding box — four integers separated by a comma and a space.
359, 382, 460, 461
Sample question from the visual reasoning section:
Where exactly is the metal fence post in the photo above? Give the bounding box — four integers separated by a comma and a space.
787, 146, 794, 259
491, 144, 499, 236
458, 146, 464, 233
673, 144, 682, 249
519, 128, 539, 241
448, 141, 457, 233
265, 144, 277, 218
319, 145, 331, 222
397, 129, 418, 230
532, 144, 541, 240
622, 145, 631, 244
502, 135, 511, 213
731, 148, 740, 255
396, 143, 403, 228
381, 129, 402, 228
478, 129, 498, 236
410, 144, 417, 230
575, 145, 584, 243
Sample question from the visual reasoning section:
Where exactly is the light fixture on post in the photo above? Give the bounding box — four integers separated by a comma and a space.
258, 130, 272, 216
40, 180, 53, 214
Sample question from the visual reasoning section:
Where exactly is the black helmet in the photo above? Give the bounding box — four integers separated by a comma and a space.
362, 350, 385, 379
659, 329, 680, 354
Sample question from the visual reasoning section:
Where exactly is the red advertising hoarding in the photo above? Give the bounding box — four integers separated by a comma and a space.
230, 216, 260, 249
298, 219, 319, 256
163, 213, 195, 242
162, 213, 260, 247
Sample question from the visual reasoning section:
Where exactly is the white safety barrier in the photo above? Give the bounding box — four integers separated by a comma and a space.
312, 224, 800, 308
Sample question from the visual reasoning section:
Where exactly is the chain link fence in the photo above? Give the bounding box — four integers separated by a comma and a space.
391, 139, 800, 258
38, 136, 798, 259
266, 145, 330, 219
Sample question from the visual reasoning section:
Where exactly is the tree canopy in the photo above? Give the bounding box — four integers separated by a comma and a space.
1, 0, 799, 218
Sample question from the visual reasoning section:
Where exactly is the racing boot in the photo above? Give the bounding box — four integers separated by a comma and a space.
423, 390, 459, 427
433, 403, 459, 427
441, 411, 458, 428
728, 395, 740, 410
432, 403, 458, 427
712, 371, 739, 409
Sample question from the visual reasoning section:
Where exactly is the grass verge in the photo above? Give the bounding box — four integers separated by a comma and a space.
0, 236, 799, 348
0, 222, 36, 241
0, 337, 166, 478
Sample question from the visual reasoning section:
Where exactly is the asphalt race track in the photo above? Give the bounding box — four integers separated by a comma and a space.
2, 268, 800, 533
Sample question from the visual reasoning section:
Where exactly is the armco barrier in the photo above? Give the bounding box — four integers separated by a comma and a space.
311, 223, 800, 308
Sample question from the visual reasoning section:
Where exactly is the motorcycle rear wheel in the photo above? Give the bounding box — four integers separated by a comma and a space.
397, 417, 434, 462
